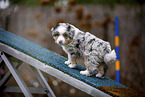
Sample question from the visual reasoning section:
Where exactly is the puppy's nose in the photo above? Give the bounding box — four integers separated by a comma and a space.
59, 40, 63, 44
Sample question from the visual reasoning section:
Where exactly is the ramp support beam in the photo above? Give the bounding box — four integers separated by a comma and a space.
0, 51, 56, 97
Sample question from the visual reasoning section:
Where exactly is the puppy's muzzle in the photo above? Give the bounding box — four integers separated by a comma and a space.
58, 40, 63, 44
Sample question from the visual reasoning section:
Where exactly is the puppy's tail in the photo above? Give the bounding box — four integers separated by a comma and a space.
104, 49, 116, 65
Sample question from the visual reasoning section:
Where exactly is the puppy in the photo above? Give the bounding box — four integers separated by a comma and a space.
51, 23, 116, 78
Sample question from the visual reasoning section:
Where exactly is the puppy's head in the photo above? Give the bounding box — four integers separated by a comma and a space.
51, 23, 75, 45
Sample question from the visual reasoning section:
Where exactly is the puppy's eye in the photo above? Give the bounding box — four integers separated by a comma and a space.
53, 32, 59, 37
63, 33, 68, 38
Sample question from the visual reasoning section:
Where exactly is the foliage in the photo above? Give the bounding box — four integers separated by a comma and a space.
10, 0, 138, 6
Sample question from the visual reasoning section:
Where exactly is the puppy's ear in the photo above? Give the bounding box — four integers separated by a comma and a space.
52, 24, 60, 32
51, 28, 54, 32
66, 23, 74, 31
66, 24, 75, 39
67, 25, 71, 32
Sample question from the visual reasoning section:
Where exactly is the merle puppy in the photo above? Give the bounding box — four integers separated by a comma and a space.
51, 23, 116, 78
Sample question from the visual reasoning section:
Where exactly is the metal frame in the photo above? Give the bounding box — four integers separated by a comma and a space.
0, 57, 22, 86
0, 42, 111, 97
0, 51, 56, 97
30, 66, 55, 97
0, 57, 2, 63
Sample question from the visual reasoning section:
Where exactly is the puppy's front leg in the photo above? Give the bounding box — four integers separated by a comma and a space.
62, 46, 72, 65
65, 53, 71, 65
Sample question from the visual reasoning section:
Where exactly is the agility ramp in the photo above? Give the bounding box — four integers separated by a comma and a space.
0, 29, 144, 97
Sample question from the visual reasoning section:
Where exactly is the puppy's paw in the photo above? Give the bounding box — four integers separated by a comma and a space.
80, 70, 91, 76
96, 73, 104, 78
65, 60, 71, 65
68, 64, 77, 68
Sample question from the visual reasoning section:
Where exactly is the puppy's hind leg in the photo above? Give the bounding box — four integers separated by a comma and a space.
96, 64, 108, 78
103, 64, 108, 77
80, 56, 95, 76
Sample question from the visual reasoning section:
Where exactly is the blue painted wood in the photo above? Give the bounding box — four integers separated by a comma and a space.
116, 70, 120, 83
115, 17, 119, 36
115, 17, 120, 83
115, 46, 120, 61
